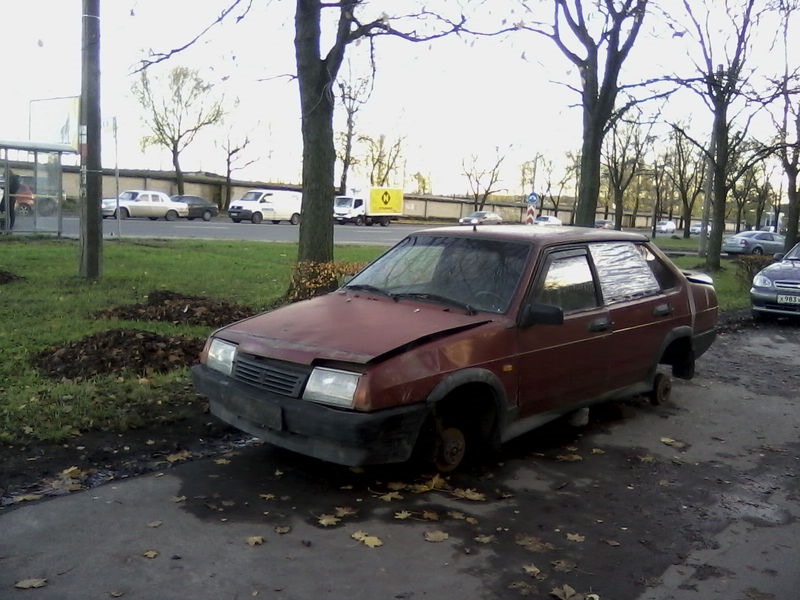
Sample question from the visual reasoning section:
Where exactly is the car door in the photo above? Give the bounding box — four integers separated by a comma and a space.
589, 241, 684, 391
130, 193, 154, 218
515, 247, 611, 417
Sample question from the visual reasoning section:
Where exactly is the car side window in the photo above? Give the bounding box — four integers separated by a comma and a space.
532, 250, 599, 313
588, 242, 665, 303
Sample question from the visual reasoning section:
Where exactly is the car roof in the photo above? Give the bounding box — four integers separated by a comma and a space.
413, 224, 648, 245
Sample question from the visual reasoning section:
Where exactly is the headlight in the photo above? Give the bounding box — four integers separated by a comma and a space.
303, 367, 360, 408
753, 274, 774, 288
206, 338, 237, 375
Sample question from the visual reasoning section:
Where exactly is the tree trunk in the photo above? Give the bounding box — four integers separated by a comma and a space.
575, 119, 604, 227
295, 0, 337, 264
172, 144, 184, 195
705, 105, 729, 271
783, 170, 799, 250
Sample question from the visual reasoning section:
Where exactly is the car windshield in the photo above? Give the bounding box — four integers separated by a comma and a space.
119, 191, 138, 200
344, 234, 530, 314
785, 243, 800, 260
241, 191, 267, 201
335, 197, 353, 207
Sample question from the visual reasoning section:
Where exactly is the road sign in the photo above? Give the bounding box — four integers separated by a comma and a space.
527, 192, 539, 206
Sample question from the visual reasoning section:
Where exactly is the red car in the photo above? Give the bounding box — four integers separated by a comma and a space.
193, 226, 718, 471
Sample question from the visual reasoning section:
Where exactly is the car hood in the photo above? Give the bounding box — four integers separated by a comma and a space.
217, 291, 493, 365
759, 259, 800, 280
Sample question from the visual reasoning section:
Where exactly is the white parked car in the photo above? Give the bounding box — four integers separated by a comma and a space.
101, 190, 188, 221
533, 215, 562, 226
656, 220, 676, 234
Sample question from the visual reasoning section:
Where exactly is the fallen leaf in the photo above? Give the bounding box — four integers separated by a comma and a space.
334, 506, 358, 518
523, 563, 547, 580
378, 491, 403, 502
13, 493, 43, 503
551, 559, 577, 572
556, 454, 583, 462
638, 455, 656, 463
660, 437, 687, 449
508, 580, 538, 595
516, 534, 556, 553
590, 448, 605, 454
166, 450, 192, 463
246, 536, 265, 546
566, 532, 585, 542
14, 578, 47, 589
274, 525, 291, 535
465, 516, 479, 525
424, 530, 449, 543
142, 550, 159, 559
60, 466, 83, 478
387, 481, 407, 491
351, 530, 383, 548
171, 495, 187, 503
602, 539, 621, 547
317, 514, 341, 527
550, 583, 583, 600
259, 493, 276, 500
110, 591, 125, 598
447, 510, 466, 520
394, 510, 413, 520
147, 521, 163, 528
425, 474, 449, 490
214, 458, 231, 465
421, 510, 439, 521
452, 488, 486, 501
474, 534, 495, 544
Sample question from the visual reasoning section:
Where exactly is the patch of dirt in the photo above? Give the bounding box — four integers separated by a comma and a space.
0, 269, 24, 284
1, 291, 255, 506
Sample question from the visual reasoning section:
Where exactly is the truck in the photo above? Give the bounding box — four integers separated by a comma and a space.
333, 187, 403, 226
228, 189, 302, 224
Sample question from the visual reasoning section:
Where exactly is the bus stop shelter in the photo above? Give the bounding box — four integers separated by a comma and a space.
0, 140, 77, 235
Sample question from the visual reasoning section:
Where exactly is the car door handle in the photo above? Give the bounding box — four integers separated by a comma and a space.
588, 318, 612, 332
653, 303, 673, 317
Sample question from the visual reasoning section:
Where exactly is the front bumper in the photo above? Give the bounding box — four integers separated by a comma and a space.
192, 364, 429, 466
750, 288, 800, 317
228, 209, 253, 220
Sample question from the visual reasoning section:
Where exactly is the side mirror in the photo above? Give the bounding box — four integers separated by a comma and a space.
520, 303, 564, 328
773, 253, 785, 260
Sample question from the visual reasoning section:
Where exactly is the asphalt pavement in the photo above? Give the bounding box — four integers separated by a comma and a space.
2, 326, 799, 600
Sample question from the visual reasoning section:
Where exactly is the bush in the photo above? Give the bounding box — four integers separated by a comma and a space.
287, 260, 366, 302
733, 255, 775, 289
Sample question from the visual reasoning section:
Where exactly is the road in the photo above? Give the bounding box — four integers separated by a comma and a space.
1, 320, 798, 599
50, 216, 423, 246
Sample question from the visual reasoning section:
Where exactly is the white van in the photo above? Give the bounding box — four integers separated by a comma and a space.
228, 189, 302, 224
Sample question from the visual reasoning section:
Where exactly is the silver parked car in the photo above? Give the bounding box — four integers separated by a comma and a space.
722, 231, 786, 255
458, 210, 503, 225
750, 242, 800, 320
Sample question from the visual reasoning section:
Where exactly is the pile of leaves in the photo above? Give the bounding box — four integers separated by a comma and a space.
94, 289, 255, 328
0, 269, 23, 284
33, 328, 204, 380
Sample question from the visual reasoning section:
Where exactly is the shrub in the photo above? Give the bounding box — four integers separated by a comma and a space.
733, 255, 775, 290
288, 260, 366, 302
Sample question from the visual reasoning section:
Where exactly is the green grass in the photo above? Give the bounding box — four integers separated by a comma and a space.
0, 237, 383, 445
0, 236, 748, 446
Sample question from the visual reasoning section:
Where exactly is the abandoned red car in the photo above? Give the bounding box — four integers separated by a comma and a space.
192, 225, 718, 471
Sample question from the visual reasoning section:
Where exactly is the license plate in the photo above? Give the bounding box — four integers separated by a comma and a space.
777, 294, 800, 305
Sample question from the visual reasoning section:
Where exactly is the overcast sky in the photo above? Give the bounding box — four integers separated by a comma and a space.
0, 1, 793, 196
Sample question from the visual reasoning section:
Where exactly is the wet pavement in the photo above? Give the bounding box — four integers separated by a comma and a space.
1, 324, 799, 600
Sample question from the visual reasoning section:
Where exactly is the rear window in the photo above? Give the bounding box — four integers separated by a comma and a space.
589, 242, 663, 303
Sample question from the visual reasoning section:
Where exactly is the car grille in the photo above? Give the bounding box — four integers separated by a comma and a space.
775, 281, 800, 291
232, 354, 311, 398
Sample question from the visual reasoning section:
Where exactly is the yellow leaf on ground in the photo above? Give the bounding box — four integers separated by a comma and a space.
14, 578, 47, 589
60, 466, 83, 478
274, 525, 291, 535
566, 533, 585, 542
516, 534, 556, 553
142, 550, 159, 559
334, 506, 358, 518
379, 491, 403, 502
523, 563, 547, 580
166, 450, 192, 463
13, 493, 43, 503
394, 510, 413, 520
246, 536, 265, 546
474, 534, 495, 544
424, 530, 449, 543
421, 510, 439, 521
147, 521, 163, 528
602, 539, 621, 547
552, 559, 577, 572
214, 458, 231, 465
387, 481, 407, 491
452, 488, 486, 501
465, 516, 480, 525
556, 454, 583, 462
550, 583, 583, 600
447, 510, 466, 520
317, 514, 341, 527
351, 530, 383, 547
171, 495, 187, 503
259, 493, 276, 500
660, 437, 687, 449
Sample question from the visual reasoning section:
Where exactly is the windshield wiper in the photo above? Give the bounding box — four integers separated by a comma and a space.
344, 284, 396, 299
393, 292, 476, 315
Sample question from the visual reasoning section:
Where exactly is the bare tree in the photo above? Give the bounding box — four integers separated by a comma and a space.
768, 0, 800, 249
294, 2, 463, 264
412, 172, 431, 195
603, 117, 647, 229
219, 134, 258, 211
517, 0, 649, 227
730, 155, 763, 231
541, 157, 572, 218
360, 133, 405, 187
336, 65, 372, 195
672, 0, 763, 270
462, 148, 506, 211
665, 126, 707, 238
133, 66, 224, 195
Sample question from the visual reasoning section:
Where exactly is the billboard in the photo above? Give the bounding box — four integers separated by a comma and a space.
28, 96, 80, 151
